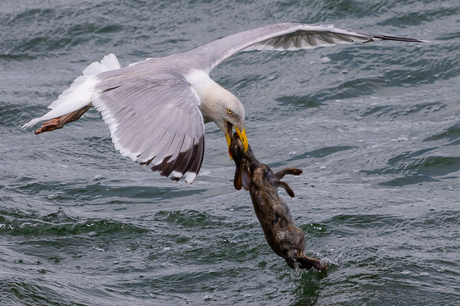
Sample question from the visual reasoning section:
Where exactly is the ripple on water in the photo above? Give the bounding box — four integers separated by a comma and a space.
362, 150, 460, 186
276, 95, 324, 108
359, 101, 447, 119
0, 207, 148, 237
423, 124, 460, 145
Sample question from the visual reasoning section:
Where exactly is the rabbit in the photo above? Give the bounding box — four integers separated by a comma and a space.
229, 133, 326, 272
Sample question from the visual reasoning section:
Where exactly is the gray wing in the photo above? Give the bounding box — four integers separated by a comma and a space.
185, 23, 426, 72
92, 72, 204, 184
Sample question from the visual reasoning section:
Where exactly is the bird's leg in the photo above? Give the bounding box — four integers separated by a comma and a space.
34, 106, 91, 135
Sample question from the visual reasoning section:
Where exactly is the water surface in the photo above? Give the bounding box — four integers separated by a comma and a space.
1, 0, 459, 305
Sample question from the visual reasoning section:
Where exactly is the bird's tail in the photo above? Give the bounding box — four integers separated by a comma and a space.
22, 53, 121, 129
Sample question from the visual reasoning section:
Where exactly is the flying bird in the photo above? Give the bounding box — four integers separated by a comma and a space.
22, 23, 425, 184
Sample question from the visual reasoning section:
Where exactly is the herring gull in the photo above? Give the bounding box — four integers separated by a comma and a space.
22, 23, 426, 184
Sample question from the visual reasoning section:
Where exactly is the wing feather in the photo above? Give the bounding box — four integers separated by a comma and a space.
92, 72, 205, 183
184, 23, 426, 72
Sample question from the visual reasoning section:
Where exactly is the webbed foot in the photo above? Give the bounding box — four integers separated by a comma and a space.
34, 106, 91, 135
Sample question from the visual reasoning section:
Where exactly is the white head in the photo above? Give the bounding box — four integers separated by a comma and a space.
200, 82, 248, 153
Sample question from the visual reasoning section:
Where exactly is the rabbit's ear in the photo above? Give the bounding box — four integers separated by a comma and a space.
234, 164, 251, 191
234, 163, 243, 190
241, 167, 250, 191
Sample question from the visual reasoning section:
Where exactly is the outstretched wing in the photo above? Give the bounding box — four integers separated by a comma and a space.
92, 71, 205, 184
185, 23, 426, 72
23, 23, 425, 184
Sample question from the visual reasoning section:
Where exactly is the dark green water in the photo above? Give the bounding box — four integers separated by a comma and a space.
1, 0, 459, 305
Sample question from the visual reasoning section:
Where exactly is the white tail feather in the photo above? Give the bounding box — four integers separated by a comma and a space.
22, 54, 121, 129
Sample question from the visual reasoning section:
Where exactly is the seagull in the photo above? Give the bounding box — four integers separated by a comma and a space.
22, 23, 425, 184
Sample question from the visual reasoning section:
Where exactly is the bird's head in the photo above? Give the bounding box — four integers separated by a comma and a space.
202, 84, 248, 158
221, 100, 248, 158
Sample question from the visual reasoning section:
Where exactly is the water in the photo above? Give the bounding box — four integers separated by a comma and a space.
1, 0, 459, 305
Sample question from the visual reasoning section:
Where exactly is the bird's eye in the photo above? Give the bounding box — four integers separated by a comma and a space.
226, 108, 233, 115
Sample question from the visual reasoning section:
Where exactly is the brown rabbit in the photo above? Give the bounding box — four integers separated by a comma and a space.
230, 133, 326, 272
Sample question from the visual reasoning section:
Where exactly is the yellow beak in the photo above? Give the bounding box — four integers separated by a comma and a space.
234, 126, 248, 152
225, 124, 249, 158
